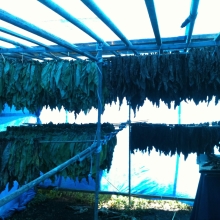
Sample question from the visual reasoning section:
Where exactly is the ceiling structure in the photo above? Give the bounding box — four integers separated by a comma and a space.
0, 0, 219, 61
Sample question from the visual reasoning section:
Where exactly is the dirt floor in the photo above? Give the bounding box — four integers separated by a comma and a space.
6, 196, 192, 220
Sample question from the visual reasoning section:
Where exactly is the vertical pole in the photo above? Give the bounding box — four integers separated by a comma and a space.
65, 110, 68, 123
94, 43, 103, 220
128, 103, 131, 207
173, 103, 181, 196
35, 109, 41, 124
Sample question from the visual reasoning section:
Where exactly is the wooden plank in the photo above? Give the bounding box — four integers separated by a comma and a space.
0, 143, 97, 208
144, 0, 162, 46
38, 0, 120, 57
81, 0, 138, 55
0, 9, 97, 61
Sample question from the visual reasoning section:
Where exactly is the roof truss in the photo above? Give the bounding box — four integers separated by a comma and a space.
0, 0, 218, 60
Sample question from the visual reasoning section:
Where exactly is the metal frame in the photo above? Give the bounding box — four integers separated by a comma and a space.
0, 1, 213, 219
0, 0, 210, 60
0, 35, 218, 55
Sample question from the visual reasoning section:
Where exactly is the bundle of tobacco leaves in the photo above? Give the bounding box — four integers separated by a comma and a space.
104, 46, 220, 114
1, 46, 220, 117
130, 122, 220, 159
0, 58, 99, 116
0, 123, 116, 191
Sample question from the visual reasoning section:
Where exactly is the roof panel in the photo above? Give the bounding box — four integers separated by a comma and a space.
154, 0, 191, 38
53, 0, 121, 42
0, 0, 97, 45
0, 32, 38, 47
0, 20, 56, 46
193, 1, 220, 35
92, 0, 155, 40
0, 40, 15, 48
0, 0, 219, 59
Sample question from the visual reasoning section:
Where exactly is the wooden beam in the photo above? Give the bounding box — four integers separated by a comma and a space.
185, 0, 200, 44
81, 0, 138, 55
0, 9, 97, 61
144, 0, 162, 46
38, 0, 120, 57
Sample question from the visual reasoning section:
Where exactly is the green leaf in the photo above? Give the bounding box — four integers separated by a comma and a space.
1, 142, 11, 172
61, 61, 71, 87
41, 62, 53, 89
3, 60, 10, 75
54, 60, 64, 85
75, 61, 81, 87
0, 59, 4, 97
88, 62, 98, 85
30, 62, 36, 82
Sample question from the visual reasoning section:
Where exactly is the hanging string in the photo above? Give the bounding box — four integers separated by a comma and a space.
1, 53, 5, 63
158, 45, 161, 57
96, 63, 102, 109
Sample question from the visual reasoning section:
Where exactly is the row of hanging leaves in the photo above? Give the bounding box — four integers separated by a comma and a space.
130, 122, 220, 160
0, 123, 116, 191
1, 46, 220, 116
103, 46, 220, 114
0, 58, 99, 116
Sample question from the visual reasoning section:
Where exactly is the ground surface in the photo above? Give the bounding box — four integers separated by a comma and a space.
6, 197, 192, 220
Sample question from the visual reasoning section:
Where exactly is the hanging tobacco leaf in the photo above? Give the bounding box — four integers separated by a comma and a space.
0, 123, 116, 190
